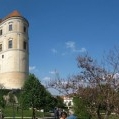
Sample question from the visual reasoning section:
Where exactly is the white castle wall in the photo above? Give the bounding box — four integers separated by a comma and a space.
0, 16, 29, 89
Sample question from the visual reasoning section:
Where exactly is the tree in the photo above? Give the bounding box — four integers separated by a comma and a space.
21, 73, 56, 119
73, 96, 91, 118
9, 91, 17, 119
55, 96, 65, 108
77, 56, 117, 119
47, 47, 119, 119
0, 84, 6, 109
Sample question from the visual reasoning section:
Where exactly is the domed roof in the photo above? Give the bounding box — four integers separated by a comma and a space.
0, 10, 28, 25
4, 10, 22, 20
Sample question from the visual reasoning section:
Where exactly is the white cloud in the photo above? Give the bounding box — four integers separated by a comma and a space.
49, 70, 59, 75
51, 41, 87, 57
29, 66, 36, 71
79, 48, 87, 53
65, 41, 87, 53
49, 71, 56, 74
51, 48, 58, 54
65, 41, 75, 51
43, 76, 51, 81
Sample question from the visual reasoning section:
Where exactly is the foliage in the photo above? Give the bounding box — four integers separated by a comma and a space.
73, 96, 91, 119
21, 73, 57, 119
41, 90, 57, 111
0, 89, 10, 108
55, 96, 66, 108
47, 47, 119, 119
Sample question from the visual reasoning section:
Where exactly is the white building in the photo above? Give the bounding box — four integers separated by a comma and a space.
0, 10, 29, 89
63, 96, 73, 109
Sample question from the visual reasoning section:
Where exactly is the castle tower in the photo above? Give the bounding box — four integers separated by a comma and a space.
0, 10, 29, 89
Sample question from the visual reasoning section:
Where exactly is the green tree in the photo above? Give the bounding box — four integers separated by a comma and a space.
9, 91, 17, 119
55, 96, 65, 108
42, 91, 57, 111
73, 96, 90, 119
21, 73, 55, 119
0, 84, 6, 109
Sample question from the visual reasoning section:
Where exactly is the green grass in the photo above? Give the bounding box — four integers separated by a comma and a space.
90, 114, 119, 119
1, 106, 49, 118
2, 106, 119, 119
108, 115, 119, 119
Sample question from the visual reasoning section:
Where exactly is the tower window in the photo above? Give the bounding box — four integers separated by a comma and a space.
24, 26, 26, 32
2, 55, 4, 58
0, 29, 2, 35
9, 24, 12, 31
0, 44, 2, 52
8, 40, 12, 48
23, 41, 27, 50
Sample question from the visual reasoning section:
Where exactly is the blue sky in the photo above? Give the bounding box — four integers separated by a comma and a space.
1, 0, 119, 93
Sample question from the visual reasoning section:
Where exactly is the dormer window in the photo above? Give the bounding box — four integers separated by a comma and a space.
9, 24, 12, 31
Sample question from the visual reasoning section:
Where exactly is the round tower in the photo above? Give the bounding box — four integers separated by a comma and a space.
0, 10, 29, 89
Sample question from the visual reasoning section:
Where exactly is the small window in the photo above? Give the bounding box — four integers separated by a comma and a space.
0, 30, 2, 35
9, 24, 12, 31
2, 55, 4, 58
8, 40, 12, 48
23, 41, 27, 50
0, 44, 2, 52
24, 26, 26, 32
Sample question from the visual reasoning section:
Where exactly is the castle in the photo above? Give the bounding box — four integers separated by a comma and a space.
0, 10, 29, 89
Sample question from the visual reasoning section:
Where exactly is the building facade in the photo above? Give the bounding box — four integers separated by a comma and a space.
63, 96, 73, 109
0, 10, 29, 89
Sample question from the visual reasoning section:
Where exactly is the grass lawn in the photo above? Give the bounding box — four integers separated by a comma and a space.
108, 115, 119, 119
2, 107, 119, 119
1, 106, 50, 118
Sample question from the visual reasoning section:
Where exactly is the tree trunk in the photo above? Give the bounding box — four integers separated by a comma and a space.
104, 102, 111, 119
104, 111, 109, 119
12, 102, 15, 119
104, 109, 111, 119
96, 105, 102, 119
32, 106, 35, 119
21, 104, 23, 119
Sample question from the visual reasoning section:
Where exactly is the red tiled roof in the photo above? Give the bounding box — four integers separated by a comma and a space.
0, 19, 2, 23
0, 10, 28, 26
3, 10, 22, 20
